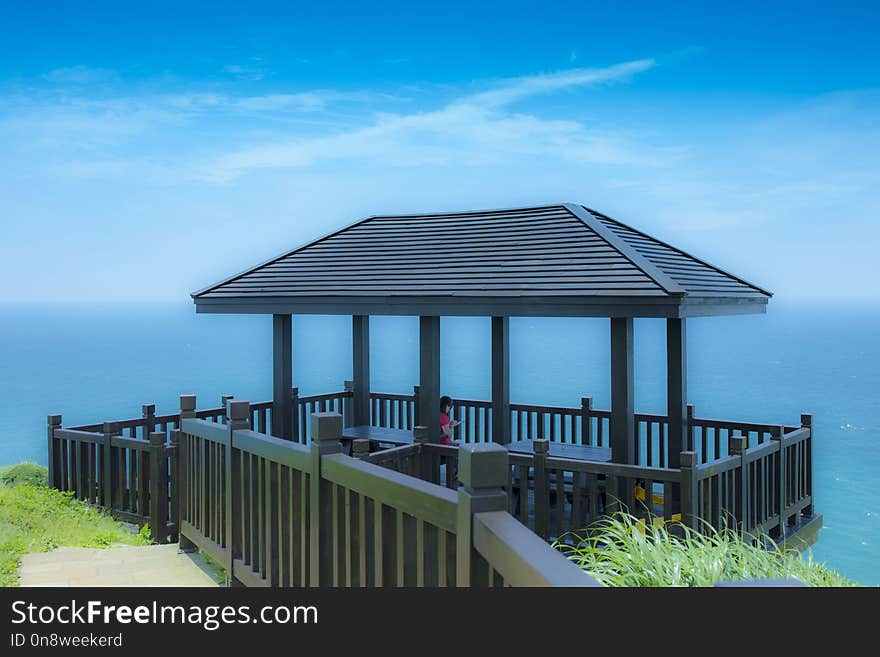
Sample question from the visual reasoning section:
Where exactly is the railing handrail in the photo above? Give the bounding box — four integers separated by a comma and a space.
510, 402, 579, 414
299, 390, 351, 403
362, 443, 421, 465
368, 391, 414, 401
180, 418, 227, 444
321, 452, 458, 532
694, 452, 742, 478
473, 511, 601, 587
234, 428, 312, 471
544, 455, 682, 482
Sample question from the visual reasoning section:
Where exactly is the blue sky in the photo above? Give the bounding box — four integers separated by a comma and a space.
1, 1, 878, 302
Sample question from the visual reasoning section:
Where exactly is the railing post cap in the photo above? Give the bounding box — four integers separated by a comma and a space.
730, 436, 748, 454
220, 394, 234, 404
102, 421, 115, 434
142, 403, 156, 416
800, 413, 812, 427
311, 412, 342, 442
291, 386, 299, 397
149, 431, 165, 446
680, 451, 697, 467
47, 414, 62, 426
228, 400, 250, 422
581, 396, 592, 406
344, 380, 353, 389
686, 404, 695, 417
351, 438, 370, 457
533, 438, 550, 454
180, 395, 196, 412
458, 443, 508, 489
413, 426, 430, 443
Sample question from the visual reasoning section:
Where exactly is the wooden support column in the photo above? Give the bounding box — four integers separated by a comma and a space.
352, 315, 371, 426
272, 314, 293, 440
666, 318, 687, 470
610, 317, 635, 464
419, 316, 441, 442
491, 316, 510, 444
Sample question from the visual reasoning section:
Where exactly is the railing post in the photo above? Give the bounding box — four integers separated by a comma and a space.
149, 431, 168, 544
351, 439, 371, 460
412, 385, 420, 427
533, 439, 550, 539
47, 414, 61, 489
456, 443, 508, 587
772, 425, 786, 537
309, 412, 342, 587
580, 397, 592, 446
343, 380, 354, 428
180, 394, 197, 421
226, 400, 250, 586
169, 428, 180, 542
220, 395, 234, 424
178, 395, 197, 553
729, 433, 748, 534
679, 451, 698, 532
801, 413, 813, 517
686, 404, 695, 452
413, 426, 432, 483
291, 387, 300, 443
102, 422, 114, 511
142, 403, 156, 440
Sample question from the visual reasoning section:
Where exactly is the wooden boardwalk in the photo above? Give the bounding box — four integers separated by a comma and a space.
18, 544, 222, 587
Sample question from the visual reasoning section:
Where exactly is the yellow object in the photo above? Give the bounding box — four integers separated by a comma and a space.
634, 484, 665, 506
635, 513, 683, 533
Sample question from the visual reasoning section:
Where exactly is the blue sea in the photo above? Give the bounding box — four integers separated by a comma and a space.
1, 302, 877, 585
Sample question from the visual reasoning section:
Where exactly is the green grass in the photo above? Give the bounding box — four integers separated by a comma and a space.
0, 463, 151, 587
554, 512, 856, 587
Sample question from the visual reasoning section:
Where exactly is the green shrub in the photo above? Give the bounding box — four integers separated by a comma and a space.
554, 512, 856, 587
0, 462, 48, 488
0, 483, 150, 587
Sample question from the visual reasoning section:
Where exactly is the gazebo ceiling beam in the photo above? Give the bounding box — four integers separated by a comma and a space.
194, 296, 767, 319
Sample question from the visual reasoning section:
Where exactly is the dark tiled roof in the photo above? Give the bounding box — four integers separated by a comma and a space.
193, 204, 769, 307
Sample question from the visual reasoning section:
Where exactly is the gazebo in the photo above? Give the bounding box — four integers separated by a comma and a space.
192, 203, 771, 472
45, 203, 818, 586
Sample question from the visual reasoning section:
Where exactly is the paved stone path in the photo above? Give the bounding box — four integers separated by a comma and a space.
18, 544, 223, 587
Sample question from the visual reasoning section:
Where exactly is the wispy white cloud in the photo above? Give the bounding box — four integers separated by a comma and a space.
42, 65, 119, 85
223, 64, 265, 81
462, 59, 655, 108
202, 59, 667, 180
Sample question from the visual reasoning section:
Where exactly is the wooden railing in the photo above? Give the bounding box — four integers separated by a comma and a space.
49, 389, 814, 552
47, 416, 176, 543
175, 406, 595, 587
359, 425, 815, 546
368, 388, 417, 430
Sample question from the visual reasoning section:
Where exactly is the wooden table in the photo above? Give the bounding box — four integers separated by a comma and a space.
505, 440, 612, 462
341, 425, 414, 447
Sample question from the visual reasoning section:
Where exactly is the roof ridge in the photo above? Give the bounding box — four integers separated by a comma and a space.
363, 203, 566, 220
584, 207, 773, 297
564, 204, 686, 296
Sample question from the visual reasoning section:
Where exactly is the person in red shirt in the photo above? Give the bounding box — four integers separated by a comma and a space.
439, 395, 459, 445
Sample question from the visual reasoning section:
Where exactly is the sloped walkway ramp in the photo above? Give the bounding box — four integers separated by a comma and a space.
18, 544, 222, 587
